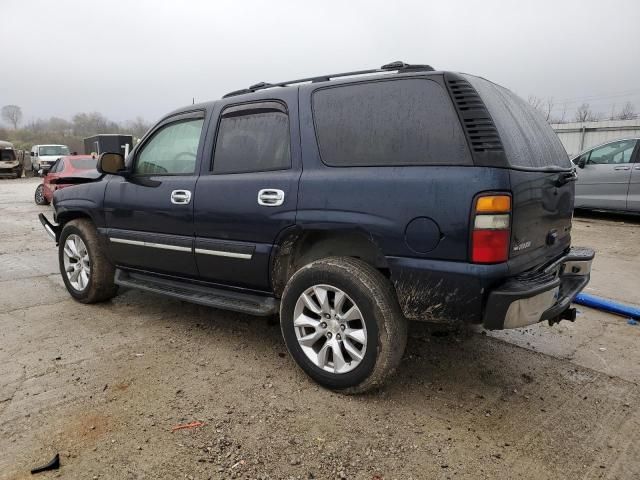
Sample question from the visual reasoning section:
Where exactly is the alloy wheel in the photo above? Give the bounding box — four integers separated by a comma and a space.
63, 234, 91, 291
293, 284, 367, 374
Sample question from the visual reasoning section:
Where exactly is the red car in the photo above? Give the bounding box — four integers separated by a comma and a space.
34, 155, 97, 205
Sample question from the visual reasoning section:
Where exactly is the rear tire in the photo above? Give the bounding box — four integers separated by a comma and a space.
59, 219, 118, 303
280, 257, 407, 394
34, 184, 49, 205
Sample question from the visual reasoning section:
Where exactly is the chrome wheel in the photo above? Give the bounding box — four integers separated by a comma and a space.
293, 284, 367, 374
63, 234, 91, 291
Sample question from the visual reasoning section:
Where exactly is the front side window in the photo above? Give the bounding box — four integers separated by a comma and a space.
588, 140, 637, 165
135, 118, 204, 175
213, 108, 290, 174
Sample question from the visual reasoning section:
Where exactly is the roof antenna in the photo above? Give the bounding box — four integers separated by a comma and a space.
192, 97, 195, 105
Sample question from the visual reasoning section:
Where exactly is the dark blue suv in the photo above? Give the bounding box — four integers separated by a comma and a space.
40, 62, 594, 393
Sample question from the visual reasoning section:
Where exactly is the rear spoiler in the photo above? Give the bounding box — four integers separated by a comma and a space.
49, 172, 102, 185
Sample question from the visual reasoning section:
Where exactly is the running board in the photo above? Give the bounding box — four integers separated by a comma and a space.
114, 269, 279, 316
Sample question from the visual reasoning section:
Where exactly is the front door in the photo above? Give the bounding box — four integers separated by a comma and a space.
193, 92, 301, 291
103, 111, 206, 277
574, 139, 636, 210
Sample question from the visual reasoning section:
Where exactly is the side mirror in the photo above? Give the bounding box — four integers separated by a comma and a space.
97, 152, 127, 175
30, 152, 34, 157
577, 158, 586, 169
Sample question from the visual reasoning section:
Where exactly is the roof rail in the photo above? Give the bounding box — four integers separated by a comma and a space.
222, 61, 434, 98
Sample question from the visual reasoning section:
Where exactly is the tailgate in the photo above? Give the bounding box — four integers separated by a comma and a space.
508, 169, 574, 274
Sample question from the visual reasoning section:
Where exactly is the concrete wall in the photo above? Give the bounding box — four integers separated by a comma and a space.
551, 120, 640, 158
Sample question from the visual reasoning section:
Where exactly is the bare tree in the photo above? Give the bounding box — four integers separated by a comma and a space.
615, 102, 637, 120
574, 103, 600, 123
528, 95, 554, 121
125, 116, 152, 140
1, 105, 23, 129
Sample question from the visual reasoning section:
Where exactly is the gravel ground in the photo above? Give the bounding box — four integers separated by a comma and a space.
1, 178, 639, 480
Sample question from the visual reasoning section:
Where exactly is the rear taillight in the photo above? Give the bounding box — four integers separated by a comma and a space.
471, 194, 511, 264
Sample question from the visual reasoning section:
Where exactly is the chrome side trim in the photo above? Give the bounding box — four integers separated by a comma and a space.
194, 248, 252, 260
110, 237, 192, 252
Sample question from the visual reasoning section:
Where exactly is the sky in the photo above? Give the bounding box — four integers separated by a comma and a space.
1, 0, 639, 125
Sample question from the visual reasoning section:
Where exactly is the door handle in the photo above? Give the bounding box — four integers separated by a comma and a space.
170, 189, 192, 205
613, 166, 630, 170
258, 189, 285, 207
634, 165, 640, 170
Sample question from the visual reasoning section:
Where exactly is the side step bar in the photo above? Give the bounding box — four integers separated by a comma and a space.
114, 269, 279, 316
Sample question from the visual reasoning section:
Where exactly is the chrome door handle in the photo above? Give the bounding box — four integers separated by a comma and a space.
613, 166, 630, 170
258, 189, 285, 206
634, 166, 640, 170
171, 189, 192, 205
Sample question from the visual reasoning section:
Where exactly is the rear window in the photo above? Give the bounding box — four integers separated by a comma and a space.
312, 78, 472, 167
462, 74, 570, 170
70, 158, 97, 169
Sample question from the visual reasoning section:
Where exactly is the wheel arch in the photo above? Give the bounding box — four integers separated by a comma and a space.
270, 227, 389, 297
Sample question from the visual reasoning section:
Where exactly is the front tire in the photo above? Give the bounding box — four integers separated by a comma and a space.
59, 219, 118, 303
280, 257, 407, 394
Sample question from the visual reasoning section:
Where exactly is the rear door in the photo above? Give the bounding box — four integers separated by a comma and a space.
192, 91, 300, 291
103, 111, 206, 277
574, 139, 636, 210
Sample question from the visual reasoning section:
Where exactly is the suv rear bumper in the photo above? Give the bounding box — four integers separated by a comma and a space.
387, 247, 594, 329
482, 247, 594, 329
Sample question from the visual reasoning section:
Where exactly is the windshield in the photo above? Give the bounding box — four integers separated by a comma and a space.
0, 149, 16, 161
70, 158, 98, 170
39, 145, 70, 157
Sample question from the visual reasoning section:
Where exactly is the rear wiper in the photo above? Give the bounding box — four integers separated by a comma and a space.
554, 171, 577, 187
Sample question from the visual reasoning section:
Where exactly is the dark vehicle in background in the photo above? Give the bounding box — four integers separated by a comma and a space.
84, 134, 134, 158
0, 141, 22, 178
572, 138, 640, 212
35, 155, 98, 205
39, 62, 594, 393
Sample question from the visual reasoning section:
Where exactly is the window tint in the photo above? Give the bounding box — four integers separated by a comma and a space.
135, 118, 204, 175
213, 110, 290, 174
312, 78, 471, 167
588, 140, 637, 165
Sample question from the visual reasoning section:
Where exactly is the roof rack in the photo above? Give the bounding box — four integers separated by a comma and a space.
222, 61, 434, 98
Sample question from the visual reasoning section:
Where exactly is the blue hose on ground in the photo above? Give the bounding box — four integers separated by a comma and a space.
574, 292, 640, 320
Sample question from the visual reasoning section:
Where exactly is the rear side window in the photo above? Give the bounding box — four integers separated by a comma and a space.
312, 78, 471, 167
462, 74, 571, 170
213, 108, 291, 174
